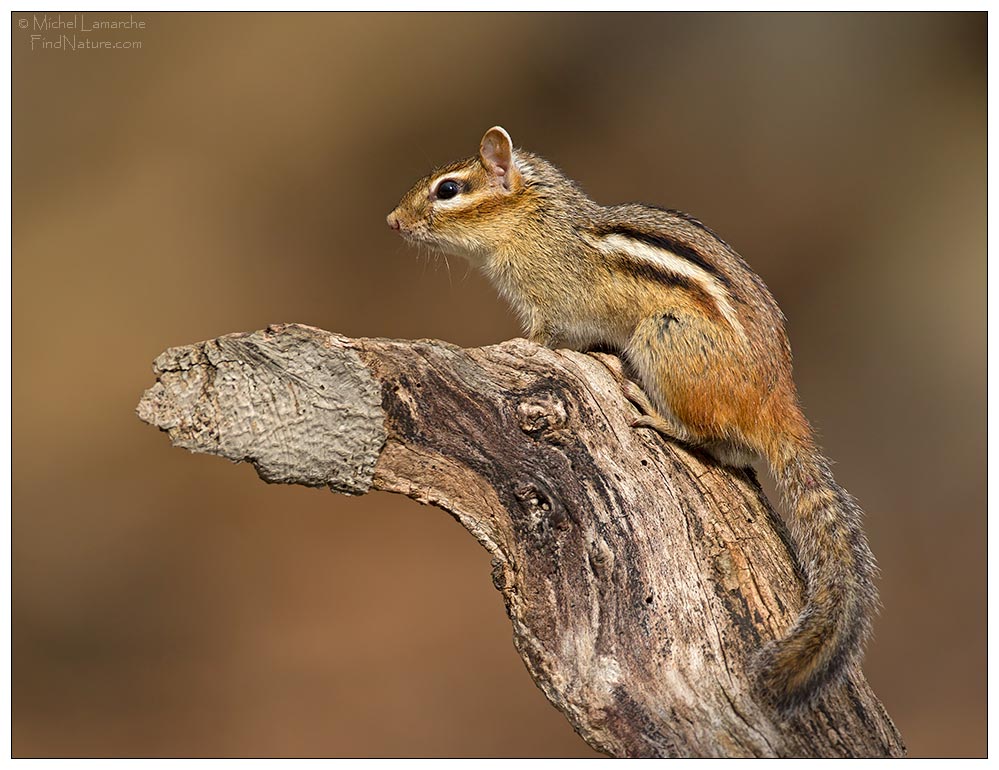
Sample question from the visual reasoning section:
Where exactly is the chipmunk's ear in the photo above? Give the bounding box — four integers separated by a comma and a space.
479, 126, 521, 190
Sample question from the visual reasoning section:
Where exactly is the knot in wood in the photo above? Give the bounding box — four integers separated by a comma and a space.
587, 537, 616, 580
512, 481, 569, 547
516, 392, 568, 437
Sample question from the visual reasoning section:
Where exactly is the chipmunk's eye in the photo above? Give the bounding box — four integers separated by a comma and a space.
435, 180, 460, 200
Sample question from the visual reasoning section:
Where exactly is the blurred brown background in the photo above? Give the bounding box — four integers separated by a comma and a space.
12, 12, 985, 758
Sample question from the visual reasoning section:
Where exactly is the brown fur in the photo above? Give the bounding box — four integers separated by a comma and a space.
387, 127, 879, 715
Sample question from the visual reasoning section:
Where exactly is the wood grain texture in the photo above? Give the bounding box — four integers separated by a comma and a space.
137, 323, 905, 758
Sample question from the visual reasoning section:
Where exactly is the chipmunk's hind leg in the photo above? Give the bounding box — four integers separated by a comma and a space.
623, 377, 753, 467
597, 347, 697, 442
624, 311, 759, 468
620, 378, 699, 444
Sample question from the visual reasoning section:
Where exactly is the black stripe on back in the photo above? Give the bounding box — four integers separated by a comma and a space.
607, 255, 724, 321
616, 258, 698, 291
598, 224, 732, 288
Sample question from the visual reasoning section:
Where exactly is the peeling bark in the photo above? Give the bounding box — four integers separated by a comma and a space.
137, 323, 905, 758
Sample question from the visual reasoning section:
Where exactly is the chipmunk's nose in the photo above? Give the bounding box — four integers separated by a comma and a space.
386, 211, 401, 230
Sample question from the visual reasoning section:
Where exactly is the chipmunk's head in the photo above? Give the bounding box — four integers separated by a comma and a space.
387, 126, 528, 262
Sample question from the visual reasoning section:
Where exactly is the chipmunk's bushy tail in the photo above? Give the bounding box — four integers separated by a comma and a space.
756, 441, 879, 714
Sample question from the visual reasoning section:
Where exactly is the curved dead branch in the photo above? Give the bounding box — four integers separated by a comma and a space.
136, 323, 904, 758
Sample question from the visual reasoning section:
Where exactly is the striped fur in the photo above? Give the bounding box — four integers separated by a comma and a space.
595, 223, 734, 288
388, 126, 879, 714
586, 231, 745, 337
757, 443, 879, 713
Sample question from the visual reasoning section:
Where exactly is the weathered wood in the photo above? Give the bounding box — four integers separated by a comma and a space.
136, 323, 905, 758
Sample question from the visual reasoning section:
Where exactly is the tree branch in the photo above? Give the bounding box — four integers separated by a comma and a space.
136, 323, 905, 758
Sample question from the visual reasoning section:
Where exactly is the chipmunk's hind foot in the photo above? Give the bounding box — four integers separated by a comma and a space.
620, 379, 699, 444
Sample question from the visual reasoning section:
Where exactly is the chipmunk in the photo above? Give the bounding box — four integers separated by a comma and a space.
386, 126, 878, 714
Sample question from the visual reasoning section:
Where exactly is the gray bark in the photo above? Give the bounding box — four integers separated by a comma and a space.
136, 323, 905, 758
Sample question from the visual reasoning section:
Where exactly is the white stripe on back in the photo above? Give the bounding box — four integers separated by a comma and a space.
589, 233, 744, 337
